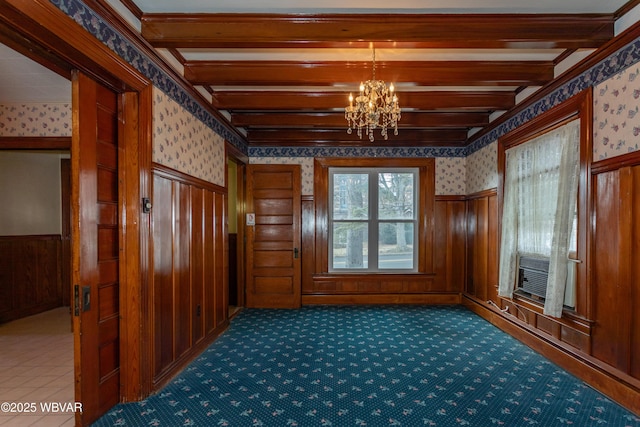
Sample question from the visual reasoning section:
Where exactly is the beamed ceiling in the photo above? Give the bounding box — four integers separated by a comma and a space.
112, 0, 635, 148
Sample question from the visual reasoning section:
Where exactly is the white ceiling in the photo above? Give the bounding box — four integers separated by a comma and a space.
0, 43, 71, 104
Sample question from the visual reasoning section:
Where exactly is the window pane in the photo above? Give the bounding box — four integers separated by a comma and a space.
332, 222, 368, 269
379, 223, 414, 269
378, 172, 414, 219
332, 173, 369, 220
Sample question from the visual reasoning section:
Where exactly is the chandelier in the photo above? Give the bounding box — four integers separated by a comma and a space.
345, 48, 401, 142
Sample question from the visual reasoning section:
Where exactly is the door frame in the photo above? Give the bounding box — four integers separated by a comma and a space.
226, 142, 248, 310
0, 0, 154, 416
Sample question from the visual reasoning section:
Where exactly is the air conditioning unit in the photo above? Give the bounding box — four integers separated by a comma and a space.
517, 255, 549, 299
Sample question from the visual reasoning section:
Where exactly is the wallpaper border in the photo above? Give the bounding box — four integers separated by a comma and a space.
249, 145, 466, 158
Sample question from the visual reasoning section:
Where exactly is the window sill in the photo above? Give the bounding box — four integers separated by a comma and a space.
314, 272, 435, 280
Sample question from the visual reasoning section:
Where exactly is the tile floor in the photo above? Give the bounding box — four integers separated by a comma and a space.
0, 307, 75, 426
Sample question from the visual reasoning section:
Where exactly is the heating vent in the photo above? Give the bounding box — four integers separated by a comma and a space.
517, 255, 549, 299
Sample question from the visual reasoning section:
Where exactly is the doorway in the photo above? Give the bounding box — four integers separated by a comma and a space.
227, 157, 246, 317
0, 149, 74, 426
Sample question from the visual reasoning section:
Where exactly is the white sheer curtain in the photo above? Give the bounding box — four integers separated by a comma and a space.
498, 120, 580, 318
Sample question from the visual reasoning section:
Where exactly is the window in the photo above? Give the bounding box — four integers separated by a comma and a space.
499, 118, 581, 317
329, 168, 418, 272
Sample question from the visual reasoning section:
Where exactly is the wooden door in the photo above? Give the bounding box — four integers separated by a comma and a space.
246, 164, 301, 308
72, 71, 121, 425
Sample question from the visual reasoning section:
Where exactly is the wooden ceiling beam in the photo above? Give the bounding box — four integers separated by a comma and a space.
141, 13, 614, 49
231, 111, 489, 128
186, 60, 553, 87
246, 128, 468, 145
213, 90, 515, 111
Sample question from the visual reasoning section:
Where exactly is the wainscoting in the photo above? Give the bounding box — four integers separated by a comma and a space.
0, 235, 64, 323
301, 194, 466, 305
151, 164, 229, 387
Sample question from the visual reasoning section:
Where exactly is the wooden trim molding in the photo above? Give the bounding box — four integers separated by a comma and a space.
0, 136, 71, 150
303, 293, 461, 305
435, 194, 466, 202
591, 149, 640, 174
225, 140, 249, 165
464, 187, 497, 200
153, 162, 227, 195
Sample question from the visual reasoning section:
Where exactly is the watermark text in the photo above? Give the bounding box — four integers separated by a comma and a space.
1, 401, 83, 414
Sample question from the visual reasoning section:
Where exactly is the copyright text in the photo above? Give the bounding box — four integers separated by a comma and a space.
1, 401, 83, 413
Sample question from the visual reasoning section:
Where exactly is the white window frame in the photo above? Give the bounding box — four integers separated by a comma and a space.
328, 167, 419, 273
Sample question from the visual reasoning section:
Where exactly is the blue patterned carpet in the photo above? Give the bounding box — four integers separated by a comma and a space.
94, 305, 640, 426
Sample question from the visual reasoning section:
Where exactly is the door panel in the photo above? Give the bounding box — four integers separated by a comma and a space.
246, 164, 301, 308
72, 71, 120, 425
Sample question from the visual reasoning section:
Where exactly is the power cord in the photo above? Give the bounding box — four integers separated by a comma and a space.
487, 299, 528, 322
487, 300, 509, 312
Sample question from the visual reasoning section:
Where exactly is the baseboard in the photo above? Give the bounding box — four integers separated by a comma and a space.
463, 295, 640, 416
302, 293, 461, 305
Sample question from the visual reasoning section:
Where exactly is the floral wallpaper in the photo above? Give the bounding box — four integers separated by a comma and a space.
250, 157, 315, 195
153, 88, 225, 186
0, 103, 71, 137
594, 64, 640, 160
466, 141, 498, 195
435, 157, 466, 196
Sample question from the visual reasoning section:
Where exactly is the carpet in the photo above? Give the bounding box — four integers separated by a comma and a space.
93, 305, 640, 426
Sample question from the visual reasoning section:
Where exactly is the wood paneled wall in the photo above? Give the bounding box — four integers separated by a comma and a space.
434, 196, 467, 294
151, 165, 228, 386
463, 153, 640, 415
464, 190, 498, 304
591, 159, 640, 384
303, 157, 464, 305
0, 235, 64, 323
301, 198, 466, 304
